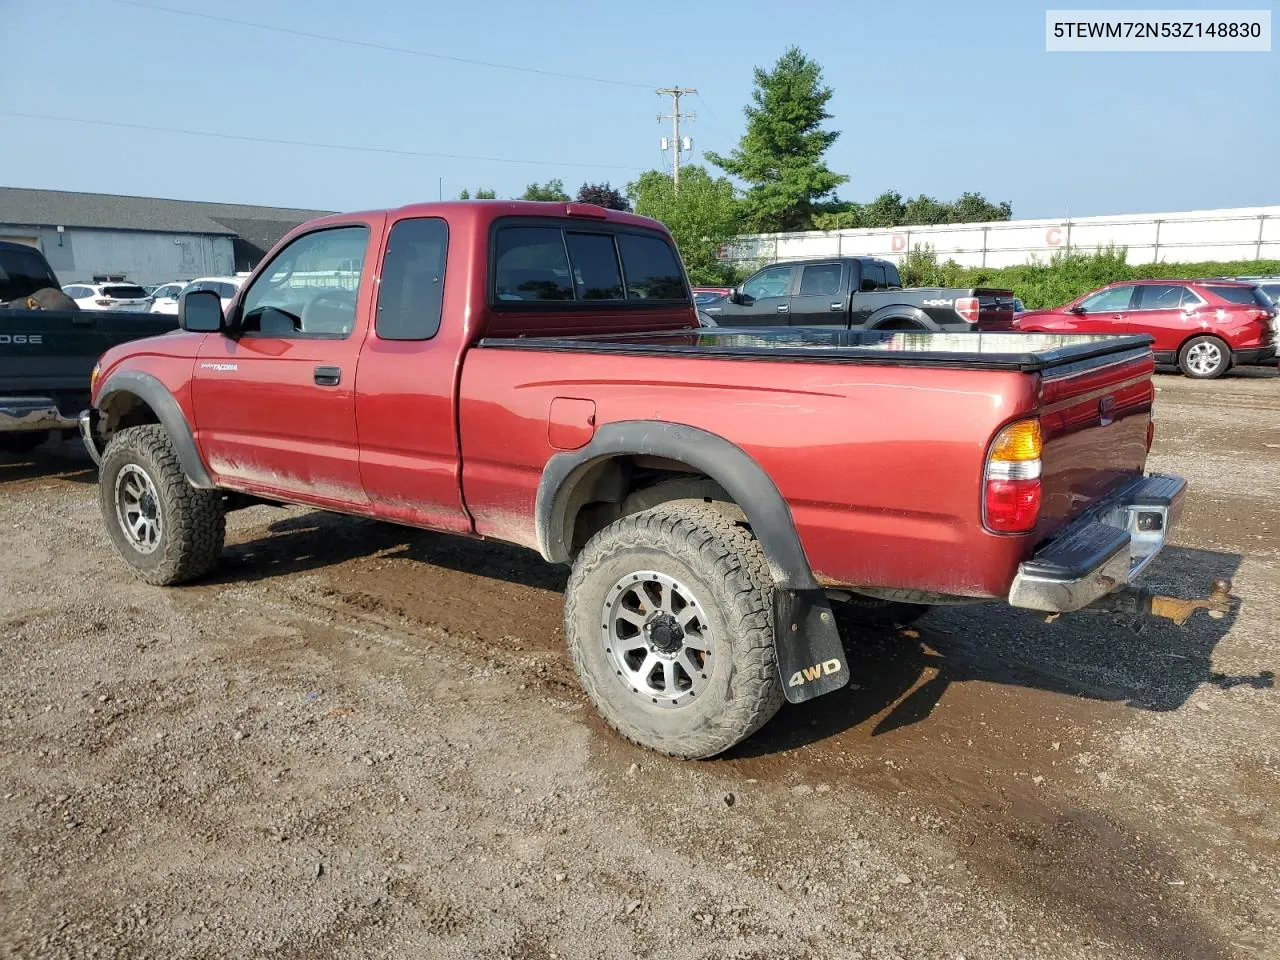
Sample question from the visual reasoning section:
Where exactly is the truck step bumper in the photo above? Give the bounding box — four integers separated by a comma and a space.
0, 396, 80, 434
1008, 474, 1186, 614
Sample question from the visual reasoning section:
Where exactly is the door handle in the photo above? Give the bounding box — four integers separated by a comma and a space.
830, 302, 843, 310
776, 304, 789, 312
314, 365, 341, 386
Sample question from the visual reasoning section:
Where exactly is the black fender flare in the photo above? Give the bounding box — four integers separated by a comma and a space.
866, 305, 935, 330
535, 420, 818, 591
96, 369, 216, 489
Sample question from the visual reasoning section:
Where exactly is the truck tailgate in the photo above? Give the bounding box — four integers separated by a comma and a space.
1034, 345, 1155, 539
0, 309, 176, 406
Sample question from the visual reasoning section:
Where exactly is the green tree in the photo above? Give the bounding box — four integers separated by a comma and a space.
457, 188, 497, 199
948, 191, 1011, 223
627, 165, 741, 285
863, 191, 906, 228
705, 47, 848, 232
576, 182, 630, 211
520, 179, 570, 201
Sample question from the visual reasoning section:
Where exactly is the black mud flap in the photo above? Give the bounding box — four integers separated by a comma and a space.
774, 590, 850, 704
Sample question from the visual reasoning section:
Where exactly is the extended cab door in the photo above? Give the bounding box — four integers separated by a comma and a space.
192, 220, 381, 506
787, 261, 847, 326
353, 215, 471, 534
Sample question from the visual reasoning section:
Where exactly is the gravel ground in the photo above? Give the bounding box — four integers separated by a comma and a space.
1, 369, 1277, 960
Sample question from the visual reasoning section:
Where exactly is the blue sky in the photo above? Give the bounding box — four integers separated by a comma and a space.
3, 0, 1277, 219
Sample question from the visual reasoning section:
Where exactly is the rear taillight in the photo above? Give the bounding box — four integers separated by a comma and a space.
956, 296, 980, 324
984, 418, 1042, 534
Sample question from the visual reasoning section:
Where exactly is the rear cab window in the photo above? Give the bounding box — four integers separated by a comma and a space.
491, 219, 689, 306
0, 246, 60, 301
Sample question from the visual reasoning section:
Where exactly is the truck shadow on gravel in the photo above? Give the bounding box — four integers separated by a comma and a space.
213, 510, 568, 593
734, 545, 1270, 758
0, 441, 96, 485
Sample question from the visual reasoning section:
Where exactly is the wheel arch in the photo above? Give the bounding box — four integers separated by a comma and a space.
867, 305, 933, 330
96, 370, 216, 489
535, 421, 818, 591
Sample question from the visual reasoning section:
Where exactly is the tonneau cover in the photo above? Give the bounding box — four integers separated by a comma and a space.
478, 328, 1154, 373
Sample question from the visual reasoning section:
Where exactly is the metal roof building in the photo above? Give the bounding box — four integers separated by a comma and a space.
0, 187, 333, 286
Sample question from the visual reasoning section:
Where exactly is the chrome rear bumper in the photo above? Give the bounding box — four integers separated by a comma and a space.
0, 396, 80, 434
1008, 474, 1186, 614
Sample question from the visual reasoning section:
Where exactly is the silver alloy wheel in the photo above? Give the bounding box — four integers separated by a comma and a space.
1186, 340, 1223, 375
114, 463, 163, 554
602, 570, 715, 709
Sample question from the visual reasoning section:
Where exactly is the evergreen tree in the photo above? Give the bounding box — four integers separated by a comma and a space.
705, 47, 847, 232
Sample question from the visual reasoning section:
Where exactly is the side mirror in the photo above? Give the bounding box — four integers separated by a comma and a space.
1068, 304, 1086, 314
178, 289, 224, 333
727, 287, 744, 305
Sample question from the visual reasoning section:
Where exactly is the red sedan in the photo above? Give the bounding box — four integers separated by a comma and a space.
1014, 279, 1277, 379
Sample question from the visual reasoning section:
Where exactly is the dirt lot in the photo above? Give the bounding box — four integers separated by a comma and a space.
2, 369, 1277, 960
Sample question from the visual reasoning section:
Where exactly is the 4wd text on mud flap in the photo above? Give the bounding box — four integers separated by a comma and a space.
0, 334, 42, 344
789, 658, 842, 688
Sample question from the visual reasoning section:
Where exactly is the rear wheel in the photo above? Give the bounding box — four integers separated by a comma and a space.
98, 424, 226, 585
1178, 335, 1230, 379
563, 501, 784, 759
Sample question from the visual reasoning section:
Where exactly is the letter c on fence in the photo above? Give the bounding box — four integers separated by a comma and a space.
1046, 227, 1063, 246
891, 234, 906, 252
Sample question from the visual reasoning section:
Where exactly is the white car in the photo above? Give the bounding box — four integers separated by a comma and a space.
179, 276, 245, 312
61, 281, 152, 312
148, 281, 188, 315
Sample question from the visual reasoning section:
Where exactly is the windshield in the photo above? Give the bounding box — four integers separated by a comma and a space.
0, 246, 60, 302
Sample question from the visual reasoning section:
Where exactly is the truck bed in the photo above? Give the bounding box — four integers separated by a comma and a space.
478, 328, 1154, 372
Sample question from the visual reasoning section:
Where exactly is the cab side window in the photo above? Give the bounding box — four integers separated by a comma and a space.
238, 225, 369, 338
376, 218, 448, 340
742, 265, 793, 301
799, 263, 842, 296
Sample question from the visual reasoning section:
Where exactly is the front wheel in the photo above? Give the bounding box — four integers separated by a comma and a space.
563, 501, 784, 759
98, 424, 226, 585
1178, 335, 1230, 379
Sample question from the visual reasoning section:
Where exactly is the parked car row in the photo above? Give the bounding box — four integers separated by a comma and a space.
697, 260, 1277, 379
60, 276, 246, 315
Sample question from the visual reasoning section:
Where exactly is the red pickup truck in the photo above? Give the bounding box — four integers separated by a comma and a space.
80, 200, 1229, 759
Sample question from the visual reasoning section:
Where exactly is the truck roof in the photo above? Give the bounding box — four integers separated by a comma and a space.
298, 199, 665, 233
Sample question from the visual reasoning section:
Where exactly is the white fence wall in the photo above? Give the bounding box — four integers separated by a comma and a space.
721, 205, 1280, 270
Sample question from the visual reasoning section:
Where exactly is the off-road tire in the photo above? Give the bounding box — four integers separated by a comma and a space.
98, 424, 225, 585
1177, 335, 1230, 379
564, 501, 784, 759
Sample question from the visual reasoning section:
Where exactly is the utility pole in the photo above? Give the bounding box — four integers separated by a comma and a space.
656, 86, 696, 193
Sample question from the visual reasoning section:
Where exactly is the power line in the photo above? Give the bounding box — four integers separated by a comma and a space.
1, 112, 646, 171
106, 0, 655, 90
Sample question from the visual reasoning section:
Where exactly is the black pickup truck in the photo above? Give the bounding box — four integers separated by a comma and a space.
700, 256, 1016, 331
0, 240, 177, 454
